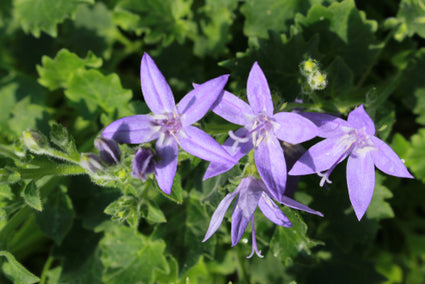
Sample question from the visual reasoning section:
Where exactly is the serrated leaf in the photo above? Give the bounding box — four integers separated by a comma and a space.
0, 250, 40, 284
405, 128, 425, 182
100, 224, 169, 284
113, 0, 196, 46
65, 69, 132, 119
22, 181, 42, 211
389, 0, 425, 41
366, 174, 394, 220
36, 186, 75, 245
270, 207, 322, 265
37, 48, 102, 91
13, 0, 94, 37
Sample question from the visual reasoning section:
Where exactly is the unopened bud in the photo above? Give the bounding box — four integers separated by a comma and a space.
80, 153, 104, 173
132, 148, 155, 181
308, 71, 327, 90
94, 137, 121, 165
23, 130, 49, 154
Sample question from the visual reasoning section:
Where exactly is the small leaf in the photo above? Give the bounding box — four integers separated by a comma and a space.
0, 250, 40, 284
36, 186, 75, 245
13, 0, 94, 37
366, 174, 394, 220
146, 202, 167, 224
22, 181, 42, 211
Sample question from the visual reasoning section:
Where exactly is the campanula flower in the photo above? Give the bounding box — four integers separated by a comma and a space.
132, 147, 155, 181
204, 62, 318, 202
102, 53, 236, 194
289, 105, 413, 220
94, 137, 121, 165
202, 176, 323, 258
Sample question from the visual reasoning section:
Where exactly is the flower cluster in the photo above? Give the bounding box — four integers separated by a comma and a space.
102, 53, 413, 257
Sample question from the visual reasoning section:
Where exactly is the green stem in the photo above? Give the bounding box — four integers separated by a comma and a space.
18, 164, 86, 180
42, 148, 80, 164
0, 206, 30, 248
0, 145, 20, 160
40, 256, 54, 284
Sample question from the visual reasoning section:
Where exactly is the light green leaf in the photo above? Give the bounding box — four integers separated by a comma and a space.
146, 202, 167, 224
405, 128, 425, 182
0, 250, 40, 284
100, 224, 169, 284
13, 0, 94, 37
37, 48, 102, 91
387, 0, 425, 41
22, 181, 42, 211
366, 174, 394, 220
65, 69, 132, 119
36, 186, 75, 245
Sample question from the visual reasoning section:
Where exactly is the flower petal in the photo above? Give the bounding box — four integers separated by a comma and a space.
178, 75, 229, 126
238, 177, 263, 219
140, 53, 175, 114
289, 137, 347, 176
279, 196, 323, 217
255, 135, 287, 202
247, 62, 273, 115
211, 90, 254, 126
102, 115, 159, 144
203, 127, 254, 180
258, 193, 292, 227
178, 126, 237, 164
347, 105, 375, 135
273, 112, 318, 144
347, 153, 375, 221
231, 203, 250, 246
154, 138, 178, 195
370, 136, 413, 178
300, 112, 351, 138
202, 190, 239, 242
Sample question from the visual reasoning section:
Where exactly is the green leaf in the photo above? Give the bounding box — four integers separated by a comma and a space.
65, 69, 133, 119
270, 207, 322, 265
0, 250, 40, 284
405, 128, 425, 182
366, 174, 394, 220
146, 202, 167, 224
22, 181, 42, 211
193, 0, 238, 57
49, 122, 79, 159
387, 0, 425, 41
36, 186, 75, 245
37, 48, 102, 91
113, 0, 196, 46
13, 0, 94, 37
100, 224, 169, 284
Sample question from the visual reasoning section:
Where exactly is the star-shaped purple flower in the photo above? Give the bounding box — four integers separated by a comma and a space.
204, 62, 318, 202
102, 53, 236, 194
202, 176, 323, 258
289, 105, 414, 220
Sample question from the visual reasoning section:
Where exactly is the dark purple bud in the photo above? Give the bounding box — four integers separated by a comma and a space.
94, 137, 121, 165
80, 153, 104, 173
132, 148, 155, 181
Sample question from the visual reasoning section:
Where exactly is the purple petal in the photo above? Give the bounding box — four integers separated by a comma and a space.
237, 177, 263, 219
140, 53, 175, 114
211, 91, 254, 126
154, 138, 178, 195
203, 127, 254, 180
258, 193, 292, 227
178, 75, 229, 126
347, 105, 375, 135
289, 137, 347, 176
300, 112, 351, 138
132, 147, 155, 181
178, 126, 237, 164
347, 153, 375, 221
102, 115, 159, 144
273, 112, 318, 144
370, 137, 413, 178
231, 204, 250, 246
247, 62, 273, 116
279, 196, 323, 217
255, 135, 287, 202
202, 190, 239, 242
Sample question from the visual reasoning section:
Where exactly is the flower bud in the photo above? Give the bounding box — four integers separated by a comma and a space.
80, 153, 104, 173
132, 148, 155, 181
308, 71, 327, 90
94, 137, 121, 165
22, 130, 49, 154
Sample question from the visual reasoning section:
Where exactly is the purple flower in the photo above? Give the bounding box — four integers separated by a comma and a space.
102, 53, 236, 194
95, 137, 121, 165
132, 147, 155, 181
204, 62, 318, 202
289, 105, 413, 220
202, 176, 323, 258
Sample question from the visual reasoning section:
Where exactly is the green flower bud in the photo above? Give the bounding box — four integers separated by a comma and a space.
22, 130, 49, 154
80, 153, 104, 173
